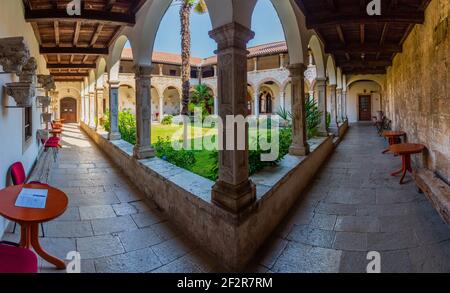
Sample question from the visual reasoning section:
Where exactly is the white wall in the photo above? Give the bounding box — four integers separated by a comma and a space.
346, 81, 382, 123
0, 0, 50, 237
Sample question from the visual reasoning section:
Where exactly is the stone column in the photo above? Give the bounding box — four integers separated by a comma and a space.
254, 91, 260, 117
96, 87, 104, 123
279, 54, 284, 68
89, 92, 96, 128
159, 95, 164, 122
288, 63, 310, 156
279, 90, 285, 110
108, 81, 121, 140
214, 96, 219, 115
209, 22, 256, 213
213, 65, 217, 77
316, 78, 328, 136
343, 90, 348, 120
133, 65, 155, 159
336, 88, 343, 123
329, 84, 338, 128
158, 64, 163, 76
84, 95, 90, 124
253, 57, 258, 72
81, 94, 85, 123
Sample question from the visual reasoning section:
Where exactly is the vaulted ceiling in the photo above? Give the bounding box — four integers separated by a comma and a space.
295, 0, 431, 74
23, 0, 146, 82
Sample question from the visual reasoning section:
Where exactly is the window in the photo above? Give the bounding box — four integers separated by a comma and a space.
169, 70, 177, 76
24, 107, 32, 142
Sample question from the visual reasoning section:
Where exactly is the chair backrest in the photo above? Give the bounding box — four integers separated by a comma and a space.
10, 162, 26, 185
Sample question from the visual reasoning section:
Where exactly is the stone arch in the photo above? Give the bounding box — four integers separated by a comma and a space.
96, 57, 107, 88
108, 35, 130, 81
337, 68, 343, 89
326, 55, 337, 85
256, 78, 282, 91
308, 35, 326, 78
347, 75, 386, 91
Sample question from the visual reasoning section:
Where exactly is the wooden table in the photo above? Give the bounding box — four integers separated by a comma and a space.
389, 143, 425, 184
382, 130, 406, 154
0, 184, 68, 269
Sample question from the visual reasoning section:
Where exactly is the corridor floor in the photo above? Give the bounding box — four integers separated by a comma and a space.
2, 123, 449, 273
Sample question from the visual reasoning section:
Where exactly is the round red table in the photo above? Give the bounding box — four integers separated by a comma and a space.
382, 130, 406, 154
389, 143, 425, 184
50, 129, 62, 138
0, 184, 68, 269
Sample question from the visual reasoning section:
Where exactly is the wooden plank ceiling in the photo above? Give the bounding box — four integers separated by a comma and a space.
295, 0, 431, 74
24, 0, 146, 82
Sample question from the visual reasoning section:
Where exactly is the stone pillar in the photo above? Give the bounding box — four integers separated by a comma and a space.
343, 90, 348, 120
316, 78, 328, 136
253, 57, 258, 72
159, 95, 164, 122
108, 81, 121, 140
214, 96, 219, 115
89, 92, 96, 128
279, 90, 285, 110
288, 63, 310, 156
84, 95, 90, 124
213, 65, 217, 77
158, 64, 163, 76
336, 88, 343, 123
254, 91, 260, 117
81, 94, 85, 123
133, 65, 155, 159
96, 87, 104, 123
279, 54, 284, 68
209, 22, 256, 213
329, 84, 338, 128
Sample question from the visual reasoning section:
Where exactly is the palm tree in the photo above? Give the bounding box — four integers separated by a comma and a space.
179, 0, 207, 115
178, 0, 207, 148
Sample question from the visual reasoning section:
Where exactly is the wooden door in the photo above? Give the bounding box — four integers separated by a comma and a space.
359, 95, 372, 121
60, 97, 77, 123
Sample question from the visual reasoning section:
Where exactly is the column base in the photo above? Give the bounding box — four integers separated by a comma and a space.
289, 144, 310, 156
88, 123, 97, 130
133, 145, 155, 160
108, 132, 121, 141
212, 179, 256, 213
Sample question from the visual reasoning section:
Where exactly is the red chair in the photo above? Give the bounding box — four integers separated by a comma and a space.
0, 241, 38, 273
10, 162, 47, 237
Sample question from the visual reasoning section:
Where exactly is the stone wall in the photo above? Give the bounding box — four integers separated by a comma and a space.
80, 122, 336, 270
384, 0, 450, 181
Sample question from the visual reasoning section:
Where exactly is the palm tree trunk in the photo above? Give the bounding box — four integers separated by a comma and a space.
180, 1, 192, 115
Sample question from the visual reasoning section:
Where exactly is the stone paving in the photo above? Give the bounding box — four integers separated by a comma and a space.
2, 123, 450, 273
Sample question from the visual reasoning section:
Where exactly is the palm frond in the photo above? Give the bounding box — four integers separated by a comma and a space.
193, 0, 208, 14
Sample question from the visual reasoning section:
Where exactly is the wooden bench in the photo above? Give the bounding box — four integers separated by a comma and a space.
414, 168, 450, 227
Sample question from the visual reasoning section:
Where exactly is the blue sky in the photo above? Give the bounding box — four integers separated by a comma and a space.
126, 0, 285, 58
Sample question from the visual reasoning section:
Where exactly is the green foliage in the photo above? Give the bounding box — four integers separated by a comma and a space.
154, 137, 196, 170
118, 109, 137, 145
161, 115, 173, 125
102, 110, 110, 132
327, 112, 331, 129
189, 84, 214, 117
305, 96, 321, 139
207, 127, 292, 181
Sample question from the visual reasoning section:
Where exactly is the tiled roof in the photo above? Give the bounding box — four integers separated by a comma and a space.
121, 41, 287, 66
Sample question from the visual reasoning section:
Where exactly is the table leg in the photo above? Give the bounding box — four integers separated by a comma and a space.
399, 154, 412, 184
30, 223, 66, 270
19, 224, 31, 248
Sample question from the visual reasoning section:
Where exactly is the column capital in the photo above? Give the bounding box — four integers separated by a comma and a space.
108, 80, 120, 88
209, 22, 255, 51
315, 77, 327, 86
134, 65, 153, 78
329, 84, 337, 90
287, 63, 307, 78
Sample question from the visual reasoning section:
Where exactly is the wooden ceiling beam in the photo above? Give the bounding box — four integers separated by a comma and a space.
39, 46, 108, 55
73, 21, 81, 46
90, 24, 104, 47
47, 63, 96, 69
326, 44, 402, 54
52, 73, 89, 77
306, 12, 424, 28
54, 21, 60, 46
343, 68, 387, 75
339, 60, 392, 68
24, 8, 135, 26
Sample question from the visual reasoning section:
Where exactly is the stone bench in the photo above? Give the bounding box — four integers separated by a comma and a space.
414, 169, 450, 227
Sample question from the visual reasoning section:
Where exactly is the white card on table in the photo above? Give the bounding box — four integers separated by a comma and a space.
15, 188, 48, 209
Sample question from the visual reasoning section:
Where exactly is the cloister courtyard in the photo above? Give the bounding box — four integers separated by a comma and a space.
0, 0, 449, 275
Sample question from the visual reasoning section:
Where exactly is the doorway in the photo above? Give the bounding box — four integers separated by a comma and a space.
358, 95, 372, 121
60, 97, 77, 123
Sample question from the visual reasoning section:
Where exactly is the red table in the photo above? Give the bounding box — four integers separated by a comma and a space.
389, 143, 425, 184
382, 130, 406, 154
0, 184, 68, 269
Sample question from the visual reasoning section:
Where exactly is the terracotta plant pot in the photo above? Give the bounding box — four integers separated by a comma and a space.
41, 113, 52, 123
5, 82, 35, 107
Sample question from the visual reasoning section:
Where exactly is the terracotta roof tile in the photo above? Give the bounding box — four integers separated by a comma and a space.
121, 41, 288, 67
